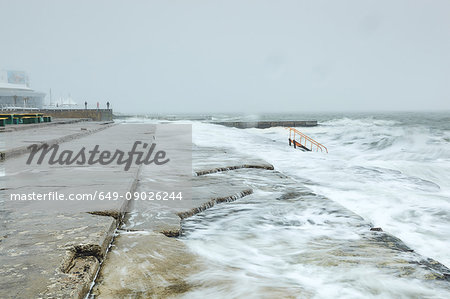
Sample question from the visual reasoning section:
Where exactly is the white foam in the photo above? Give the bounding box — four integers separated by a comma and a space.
191, 118, 450, 267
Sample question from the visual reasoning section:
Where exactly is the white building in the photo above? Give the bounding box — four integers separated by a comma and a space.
0, 70, 45, 109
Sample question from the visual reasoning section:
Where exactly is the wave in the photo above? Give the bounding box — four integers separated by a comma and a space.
191, 114, 450, 268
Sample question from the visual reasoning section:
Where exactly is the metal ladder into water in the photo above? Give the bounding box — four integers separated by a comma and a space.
287, 127, 328, 153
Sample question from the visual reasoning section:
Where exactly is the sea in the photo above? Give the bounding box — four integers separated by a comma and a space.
123, 111, 450, 298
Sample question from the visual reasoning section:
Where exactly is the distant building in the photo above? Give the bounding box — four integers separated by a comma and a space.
0, 70, 45, 109
46, 94, 79, 109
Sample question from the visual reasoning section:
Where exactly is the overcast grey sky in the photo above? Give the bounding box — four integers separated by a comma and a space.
0, 0, 449, 113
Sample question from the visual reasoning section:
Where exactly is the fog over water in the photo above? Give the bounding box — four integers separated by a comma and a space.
0, 0, 449, 113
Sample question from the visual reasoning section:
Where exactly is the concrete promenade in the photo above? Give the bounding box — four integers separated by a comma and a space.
0, 122, 277, 298
1, 121, 449, 298
0, 123, 147, 298
0, 118, 92, 133
0, 120, 113, 161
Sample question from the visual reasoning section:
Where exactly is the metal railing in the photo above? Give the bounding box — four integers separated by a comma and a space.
286, 127, 328, 153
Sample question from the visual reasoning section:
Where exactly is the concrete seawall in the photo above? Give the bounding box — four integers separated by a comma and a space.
1, 108, 113, 121
38, 109, 113, 121
213, 120, 317, 128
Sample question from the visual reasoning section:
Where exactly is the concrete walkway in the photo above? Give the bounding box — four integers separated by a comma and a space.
0, 118, 91, 132
0, 120, 113, 160
0, 123, 154, 298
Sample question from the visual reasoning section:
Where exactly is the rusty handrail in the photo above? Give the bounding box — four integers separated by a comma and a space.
286, 127, 328, 153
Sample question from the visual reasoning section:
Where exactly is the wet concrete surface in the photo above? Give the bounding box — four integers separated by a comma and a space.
0, 120, 114, 160
90, 147, 272, 298
91, 232, 201, 299
2, 124, 449, 298
0, 123, 156, 298
91, 148, 450, 298
192, 145, 274, 175
0, 118, 91, 132
0, 212, 116, 298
